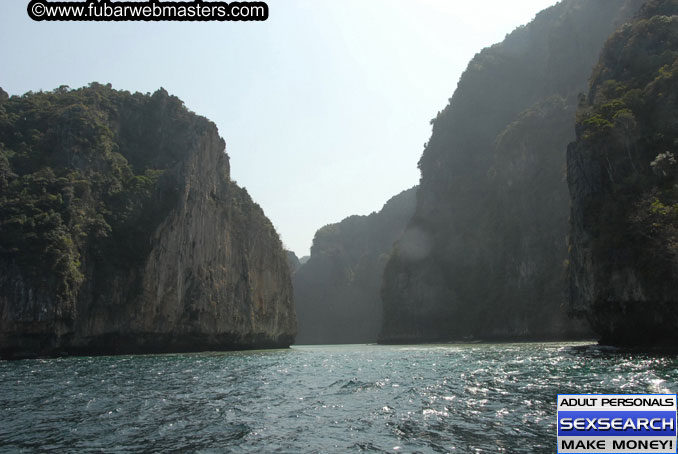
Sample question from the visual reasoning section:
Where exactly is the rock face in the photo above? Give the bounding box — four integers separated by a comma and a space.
293, 188, 416, 344
0, 84, 296, 359
567, 0, 678, 347
380, 0, 644, 343
285, 250, 302, 273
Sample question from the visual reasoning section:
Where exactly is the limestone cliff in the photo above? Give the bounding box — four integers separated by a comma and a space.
285, 250, 302, 273
567, 0, 678, 347
294, 188, 416, 344
380, 0, 644, 343
0, 84, 296, 359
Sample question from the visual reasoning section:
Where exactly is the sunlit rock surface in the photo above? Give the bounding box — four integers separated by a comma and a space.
0, 85, 296, 359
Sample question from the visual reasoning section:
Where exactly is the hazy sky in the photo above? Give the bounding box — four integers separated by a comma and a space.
0, 0, 558, 256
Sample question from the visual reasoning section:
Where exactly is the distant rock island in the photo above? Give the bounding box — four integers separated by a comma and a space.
0, 84, 296, 359
379, 0, 645, 343
567, 0, 678, 347
293, 188, 416, 344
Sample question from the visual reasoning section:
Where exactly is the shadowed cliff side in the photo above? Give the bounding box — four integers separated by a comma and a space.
285, 250, 302, 273
380, 0, 644, 343
293, 188, 416, 344
567, 0, 678, 347
0, 84, 296, 359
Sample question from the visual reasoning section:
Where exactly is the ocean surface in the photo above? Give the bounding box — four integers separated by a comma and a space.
1, 342, 677, 453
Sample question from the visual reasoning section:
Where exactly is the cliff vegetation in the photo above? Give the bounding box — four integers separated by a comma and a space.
380, 0, 644, 343
0, 83, 296, 358
567, 0, 678, 346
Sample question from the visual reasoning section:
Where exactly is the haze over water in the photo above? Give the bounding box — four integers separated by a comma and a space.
1, 343, 676, 453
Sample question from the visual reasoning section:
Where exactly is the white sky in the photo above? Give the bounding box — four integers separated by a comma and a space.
0, 0, 558, 256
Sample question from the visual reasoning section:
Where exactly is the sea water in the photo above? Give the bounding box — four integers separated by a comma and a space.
1, 342, 676, 453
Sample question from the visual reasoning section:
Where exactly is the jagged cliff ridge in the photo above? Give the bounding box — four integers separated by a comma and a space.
567, 0, 678, 347
0, 84, 296, 359
285, 250, 301, 273
293, 188, 416, 344
380, 0, 645, 343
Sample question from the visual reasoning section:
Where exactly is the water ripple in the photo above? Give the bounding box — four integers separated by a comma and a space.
1, 343, 678, 453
